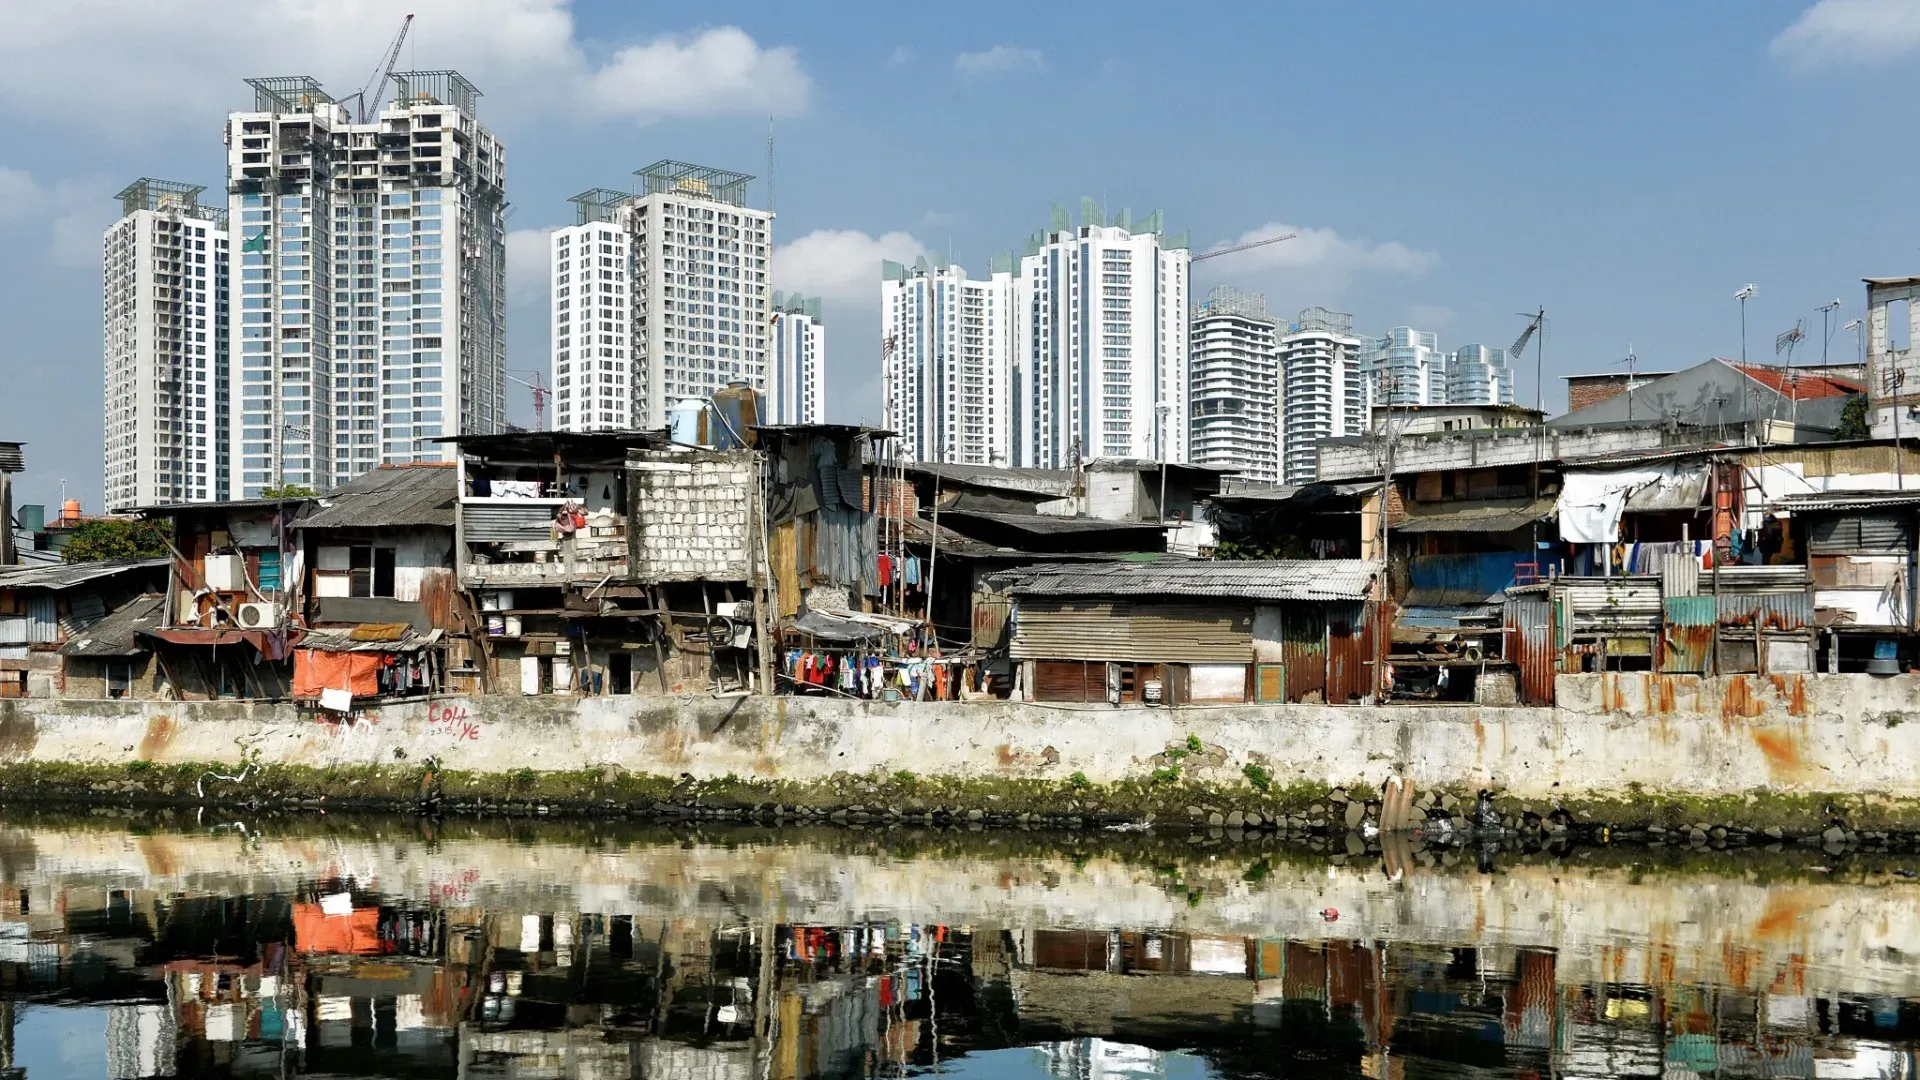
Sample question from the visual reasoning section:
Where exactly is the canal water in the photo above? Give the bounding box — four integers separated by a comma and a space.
0, 813, 1912, 1078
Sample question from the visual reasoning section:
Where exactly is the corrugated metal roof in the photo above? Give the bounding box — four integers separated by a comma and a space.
296, 626, 443, 653
1011, 559, 1378, 601
296, 464, 456, 530
0, 558, 168, 591
59, 594, 165, 657
1395, 496, 1558, 534
1775, 489, 1920, 513
939, 510, 1168, 535
905, 463, 1078, 496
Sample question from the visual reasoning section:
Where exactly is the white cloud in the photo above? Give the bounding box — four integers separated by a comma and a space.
1771, 0, 1920, 68
505, 227, 554, 305
0, 167, 45, 219
0, 1, 811, 134
772, 228, 928, 303
955, 45, 1046, 76
1207, 222, 1438, 276
887, 46, 911, 67
770, 228, 930, 425
0, 165, 108, 266
583, 27, 810, 119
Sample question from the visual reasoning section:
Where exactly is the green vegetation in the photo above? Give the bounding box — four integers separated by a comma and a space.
1242, 762, 1273, 791
62, 518, 172, 563
1837, 394, 1869, 440
259, 483, 318, 498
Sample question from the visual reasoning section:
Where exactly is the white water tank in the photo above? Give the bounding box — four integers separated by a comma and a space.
668, 398, 707, 447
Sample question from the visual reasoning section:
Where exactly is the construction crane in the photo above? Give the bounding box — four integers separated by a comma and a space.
505, 370, 550, 431
1191, 232, 1297, 264
350, 13, 415, 123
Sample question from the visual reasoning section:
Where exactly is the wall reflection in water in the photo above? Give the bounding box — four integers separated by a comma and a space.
0, 825, 1909, 1078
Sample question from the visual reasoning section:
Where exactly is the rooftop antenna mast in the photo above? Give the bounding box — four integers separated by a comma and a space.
355, 14, 415, 123
1615, 344, 1638, 422
1774, 320, 1805, 426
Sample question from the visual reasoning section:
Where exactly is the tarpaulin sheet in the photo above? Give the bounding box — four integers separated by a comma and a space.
1559, 463, 1709, 544
292, 649, 381, 699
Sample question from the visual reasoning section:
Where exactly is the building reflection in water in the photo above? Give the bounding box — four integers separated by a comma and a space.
0, 870, 1910, 1077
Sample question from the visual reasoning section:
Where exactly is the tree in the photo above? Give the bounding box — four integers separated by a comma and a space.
260, 483, 318, 498
1837, 394, 1869, 440
62, 518, 173, 563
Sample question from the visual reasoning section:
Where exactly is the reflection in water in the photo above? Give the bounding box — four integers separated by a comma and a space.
0, 818, 1909, 1077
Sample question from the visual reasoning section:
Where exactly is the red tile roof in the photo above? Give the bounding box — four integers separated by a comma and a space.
1728, 363, 1863, 400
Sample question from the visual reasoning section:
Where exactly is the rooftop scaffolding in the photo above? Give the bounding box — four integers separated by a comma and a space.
634, 160, 754, 207
389, 70, 481, 118
568, 187, 637, 226
114, 178, 227, 227
243, 76, 332, 114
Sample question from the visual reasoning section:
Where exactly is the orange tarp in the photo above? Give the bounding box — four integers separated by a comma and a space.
292, 903, 388, 955
292, 649, 381, 699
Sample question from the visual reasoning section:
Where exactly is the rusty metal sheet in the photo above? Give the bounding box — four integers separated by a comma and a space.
971, 592, 1011, 650
1280, 602, 1327, 703
1716, 591, 1812, 632
1660, 596, 1713, 674
1505, 596, 1555, 705
1326, 601, 1366, 705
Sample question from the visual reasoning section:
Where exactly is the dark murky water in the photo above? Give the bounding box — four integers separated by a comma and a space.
0, 814, 1912, 1077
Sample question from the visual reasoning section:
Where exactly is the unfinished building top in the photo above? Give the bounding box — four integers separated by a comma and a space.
634, 160, 755, 208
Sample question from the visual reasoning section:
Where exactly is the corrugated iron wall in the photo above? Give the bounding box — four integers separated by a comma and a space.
1660, 596, 1714, 674
1504, 595, 1555, 705
1326, 601, 1368, 704
1280, 603, 1328, 702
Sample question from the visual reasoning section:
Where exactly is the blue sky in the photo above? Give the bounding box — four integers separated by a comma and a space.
1, 0, 1918, 510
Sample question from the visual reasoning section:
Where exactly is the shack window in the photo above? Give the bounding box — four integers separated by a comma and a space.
348, 546, 397, 598
106, 662, 132, 699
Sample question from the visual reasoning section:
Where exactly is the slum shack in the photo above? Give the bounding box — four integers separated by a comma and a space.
59, 593, 167, 699
289, 464, 460, 703
135, 497, 310, 699
1775, 489, 1918, 671
449, 431, 680, 696
0, 559, 167, 698
1004, 559, 1382, 705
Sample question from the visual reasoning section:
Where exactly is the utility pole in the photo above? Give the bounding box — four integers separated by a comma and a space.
1819, 299, 1842, 368
1736, 284, 1757, 364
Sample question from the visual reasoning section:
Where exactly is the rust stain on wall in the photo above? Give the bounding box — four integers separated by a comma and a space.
1767, 674, 1809, 717
1752, 728, 1810, 784
137, 714, 176, 761
1720, 676, 1766, 726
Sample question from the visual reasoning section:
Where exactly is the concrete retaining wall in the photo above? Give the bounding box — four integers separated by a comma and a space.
2, 671, 1918, 799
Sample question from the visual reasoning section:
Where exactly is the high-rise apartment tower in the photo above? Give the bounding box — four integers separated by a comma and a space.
1188, 286, 1279, 483
550, 161, 772, 432
225, 72, 506, 497
103, 179, 231, 508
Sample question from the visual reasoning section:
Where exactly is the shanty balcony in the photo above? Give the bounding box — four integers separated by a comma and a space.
460, 496, 628, 587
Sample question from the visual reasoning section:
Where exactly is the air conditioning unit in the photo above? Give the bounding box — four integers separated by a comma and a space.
236, 602, 283, 630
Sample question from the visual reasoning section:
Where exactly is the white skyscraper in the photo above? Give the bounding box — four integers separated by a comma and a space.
1447, 343, 1517, 406
1188, 286, 1279, 483
1015, 201, 1190, 468
1366, 326, 1446, 407
103, 179, 230, 509
550, 161, 772, 433
768, 292, 826, 424
881, 257, 1016, 465
1281, 307, 1368, 485
225, 72, 507, 497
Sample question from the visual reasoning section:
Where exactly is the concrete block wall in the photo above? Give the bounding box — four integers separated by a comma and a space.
628, 453, 752, 582
6, 673, 1920, 802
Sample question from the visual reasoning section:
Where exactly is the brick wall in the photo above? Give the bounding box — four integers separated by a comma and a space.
1566, 376, 1634, 413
